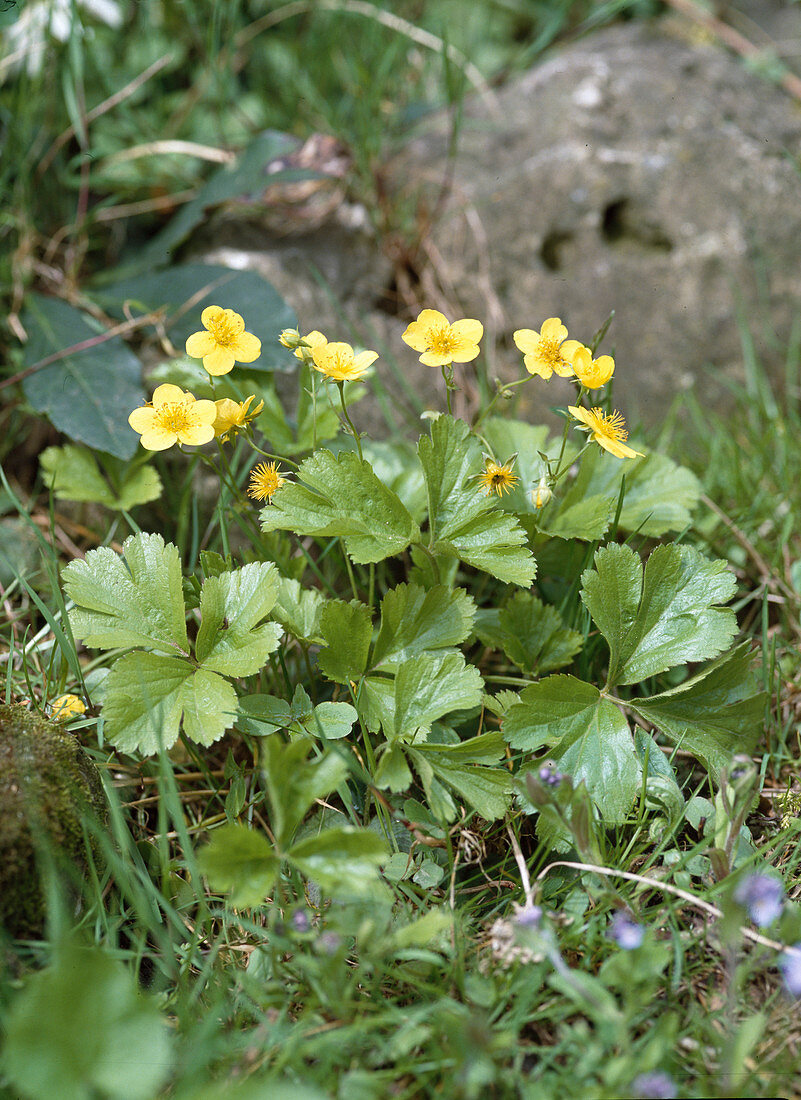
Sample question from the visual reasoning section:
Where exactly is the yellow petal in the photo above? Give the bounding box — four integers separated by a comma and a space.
139, 427, 178, 451
523, 354, 553, 379
596, 436, 643, 459
560, 340, 585, 364
450, 344, 481, 364
415, 308, 448, 328
567, 405, 590, 426
186, 330, 216, 358
352, 350, 378, 372
177, 423, 215, 446
224, 309, 245, 334
193, 399, 218, 425
450, 318, 483, 343
541, 317, 567, 342
154, 384, 190, 407
401, 321, 429, 352
230, 331, 262, 363
200, 305, 225, 329
203, 346, 236, 376
420, 350, 454, 367
513, 329, 539, 354
128, 407, 157, 432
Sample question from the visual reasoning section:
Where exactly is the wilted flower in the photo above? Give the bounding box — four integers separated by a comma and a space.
608, 911, 645, 950
476, 454, 519, 497
570, 345, 615, 389
779, 944, 801, 996
734, 873, 784, 927
568, 405, 644, 460
402, 309, 483, 367
630, 1070, 677, 1099
128, 384, 216, 450
185, 306, 261, 376
248, 461, 285, 503
311, 341, 377, 382
212, 395, 264, 441
49, 694, 86, 721
513, 317, 582, 379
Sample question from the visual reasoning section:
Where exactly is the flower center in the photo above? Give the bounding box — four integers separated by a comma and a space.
155, 402, 195, 433
540, 336, 567, 369
427, 324, 457, 355
592, 408, 628, 441
208, 316, 237, 347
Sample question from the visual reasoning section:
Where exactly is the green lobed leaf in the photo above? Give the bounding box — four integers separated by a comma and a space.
630, 643, 766, 779
64, 531, 188, 655
510, 682, 641, 824
418, 416, 537, 587
580, 543, 738, 687
375, 743, 414, 791
536, 494, 614, 542
317, 599, 373, 684
408, 732, 513, 821
197, 823, 280, 908
567, 444, 701, 537
40, 445, 163, 510
21, 294, 144, 459
195, 561, 281, 675
503, 674, 604, 753
1, 942, 173, 1100
261, 738, 350, 849
271, 575, 325, 644
371, 582, 475, 670
260, 448, 420, 564
102, 653, 238, 754
388, 651, 484, 742
288, 827, 388, 895
363, 439, 429, 523
474, 591, 583, 674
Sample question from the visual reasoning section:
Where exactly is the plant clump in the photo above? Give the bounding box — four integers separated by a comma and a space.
0, 703, 106, 939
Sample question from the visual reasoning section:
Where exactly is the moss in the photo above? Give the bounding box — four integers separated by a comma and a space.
0, 703, 107, 939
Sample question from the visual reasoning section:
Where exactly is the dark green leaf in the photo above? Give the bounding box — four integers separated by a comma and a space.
317, 599, 373, 683
21, 294, 144, 459
474, 591, 583, 674
389, 651, 484, 741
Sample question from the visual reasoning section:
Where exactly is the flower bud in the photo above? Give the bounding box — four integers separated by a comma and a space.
279, 328, 302, 349
532, 477, 552, 508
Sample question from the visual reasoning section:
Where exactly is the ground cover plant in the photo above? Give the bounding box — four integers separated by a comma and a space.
2, 2, 801, 1099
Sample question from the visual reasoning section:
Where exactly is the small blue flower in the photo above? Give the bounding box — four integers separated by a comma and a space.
779, 944, 801, 997
631, 1070, 676, 1098
608, 911, 644, 950
538, 764, 564, 788
734, 873, 784, 927
514, 904, 542, 929
290, 909, 311, 934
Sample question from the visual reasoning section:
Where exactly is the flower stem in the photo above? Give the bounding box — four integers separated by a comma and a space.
338, 381, 363, 461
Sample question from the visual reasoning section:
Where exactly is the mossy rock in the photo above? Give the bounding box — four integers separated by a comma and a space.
0, 703, 107, 939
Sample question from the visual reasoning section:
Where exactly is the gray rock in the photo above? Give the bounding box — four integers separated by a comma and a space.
190, 15, 801, 435
386, 19, 801, 424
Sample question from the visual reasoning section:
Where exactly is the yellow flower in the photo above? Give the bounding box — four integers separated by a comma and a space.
185, 306, 262, 376
401, 309, 483, 367
570, 345, 615, 389
476, 455, 519, 497
248, 461, 285, 502
532, 477, 553, 508
311, 341, 378, 382
513, 317, 582, 379
128, 384, 216, 451
212, 395, 264, 441
50, 694, 85, 721
294, 330, 328, 360
568, 405, 644, 459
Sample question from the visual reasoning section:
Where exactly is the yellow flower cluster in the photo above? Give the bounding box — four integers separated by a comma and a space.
513, 317, 614, 389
